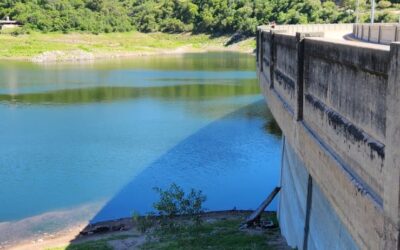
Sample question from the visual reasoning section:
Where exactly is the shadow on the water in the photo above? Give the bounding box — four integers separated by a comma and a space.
0, 52, 256, 72
62, 99, 281, 248
264, 118, 282, 137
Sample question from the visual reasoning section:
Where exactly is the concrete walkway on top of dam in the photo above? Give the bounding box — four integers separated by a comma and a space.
329, 31, 390, 49
301, 30, 389, 50
259, 23, 390, 50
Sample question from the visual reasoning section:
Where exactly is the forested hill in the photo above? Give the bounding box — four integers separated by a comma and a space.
0, 0, 399, 35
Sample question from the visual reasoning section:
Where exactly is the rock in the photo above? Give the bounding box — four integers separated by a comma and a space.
92, 226, 110, 234
31, 50, 94, 63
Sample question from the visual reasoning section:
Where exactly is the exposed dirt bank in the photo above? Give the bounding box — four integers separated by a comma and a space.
30, 45, 254, 63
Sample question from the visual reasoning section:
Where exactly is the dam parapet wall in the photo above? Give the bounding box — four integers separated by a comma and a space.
353, 23, 400, 45
257, 26, 400, 249
259, 23, 353, 34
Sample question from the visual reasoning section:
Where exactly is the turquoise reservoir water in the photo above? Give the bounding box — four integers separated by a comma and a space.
0, 53, 281, 242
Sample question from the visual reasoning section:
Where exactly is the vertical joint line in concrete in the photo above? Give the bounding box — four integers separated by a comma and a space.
256, 29, 259, 64
269, 30, 276, 89
378, 26, 382, 44
278, 135, 286, 223
279, 136, 286, 190
295, 32, 323, 121
260, 31, 264, 73
303, 174, 313, 250
361, 25, 364, 40
383, 42, 400, 249
295, 33, 305, 121
368, 25, 371, 42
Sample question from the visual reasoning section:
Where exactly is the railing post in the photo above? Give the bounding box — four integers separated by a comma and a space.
256, 29, 259, 65
256, 28, 264, 73
269, 30, 286, 89
368, 25, 371, 42
384, 42, 400, 250
361, 24, 365, 40
294, 32, 323, 121
260, 30, 264, 73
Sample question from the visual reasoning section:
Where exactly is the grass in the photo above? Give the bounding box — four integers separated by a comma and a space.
46, 213, 282, 250
0, 31, 255, 60
48, 241, 111, 250
141, 219, 275, 250
47, 235, 132, 250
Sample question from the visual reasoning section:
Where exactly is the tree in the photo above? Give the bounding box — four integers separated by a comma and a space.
0, 0, 370, 35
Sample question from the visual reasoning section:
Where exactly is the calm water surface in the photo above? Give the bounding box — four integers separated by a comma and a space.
0, 53, 281, 242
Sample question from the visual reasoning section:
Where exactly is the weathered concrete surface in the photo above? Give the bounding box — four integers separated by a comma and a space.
260, 24, 353, 36
354, 23, 400, 45
279, 138, 358, 250
257, 26, 400, 249
383, 42, 400, 249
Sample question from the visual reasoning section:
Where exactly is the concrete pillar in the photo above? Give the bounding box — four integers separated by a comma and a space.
257, 29, 270, 75
269, 30, 286, 89
368, 25, 371, 42
256, 29, 259, 65
294, 32, 324, 121
361, 25, 364, 40
303, 175, 313, 250
256, 29, 264, 74
384, 42, 400, 250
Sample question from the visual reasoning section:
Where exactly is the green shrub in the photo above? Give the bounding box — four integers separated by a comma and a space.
153, 183, 206, 217
0, 26, 30, 36
376, 11, 398, 22
0, 0, 362, 35
160, 18, 187, 33
152, 183, 206, 233
132, 211, 154, 233
378, 0, 392, 9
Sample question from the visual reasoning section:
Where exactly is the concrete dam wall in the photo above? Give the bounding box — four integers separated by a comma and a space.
353, 23, 400, 45
257, 26, 400, 249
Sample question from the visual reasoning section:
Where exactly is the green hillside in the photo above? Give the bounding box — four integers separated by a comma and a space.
1, 0, 397, 36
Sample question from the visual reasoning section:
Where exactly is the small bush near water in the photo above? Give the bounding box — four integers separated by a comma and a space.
153, 183, 207, 231
153, 183, 206, 217
132, 183, 207, 233
132, 212, 155, 233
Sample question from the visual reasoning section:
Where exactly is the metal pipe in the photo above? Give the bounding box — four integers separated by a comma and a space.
371, 0, 375, 24
356, 0, 360, 23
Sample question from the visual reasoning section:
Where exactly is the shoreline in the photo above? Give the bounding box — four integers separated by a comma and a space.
4, 210, 277, 250
2, 47, 255, 63
31, 46, 254, 64
0, 202, 105, 250
0, 32, 256, 63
